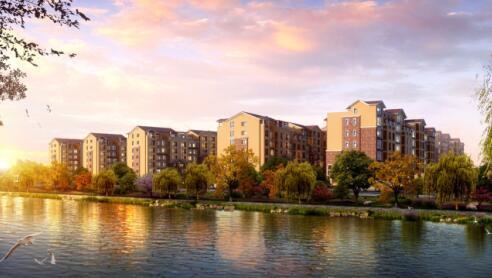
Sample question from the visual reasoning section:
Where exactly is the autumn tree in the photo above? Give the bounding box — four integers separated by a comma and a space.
0, 0, 89, 103
0, 171, 15, 191
10, 160, 47, 192
330, 150, 374, 203
93, 170, 117, 196
73, 168, 92, 191
153, 168, 181, 199
184, 163, 213, 200
261, 156, 289, 172
50, 162, 71, 191
370, 153, 418, 207
276, 161, 316, 204
136, 174, 153, 196
212, 146, 258, 201
424, 154, 476, 209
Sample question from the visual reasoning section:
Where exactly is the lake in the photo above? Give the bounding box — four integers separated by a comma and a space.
0, 196, 491, 277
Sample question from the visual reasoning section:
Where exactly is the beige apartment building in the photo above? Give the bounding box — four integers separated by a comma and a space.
325, 100, 465, 174
49, 138, 83, 171
127, 126, 216, 176
83, 133, 127, 174
217, 111, 326, 169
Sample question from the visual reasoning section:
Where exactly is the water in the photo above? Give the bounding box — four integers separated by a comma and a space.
0, 196, 491, 277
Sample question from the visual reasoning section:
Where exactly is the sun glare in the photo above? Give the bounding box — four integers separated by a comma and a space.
0, 159, 11, 171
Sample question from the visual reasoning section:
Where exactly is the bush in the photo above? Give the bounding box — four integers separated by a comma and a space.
412, 198, 437, 209
333, 184, 349, 199
311, 185, 332, 202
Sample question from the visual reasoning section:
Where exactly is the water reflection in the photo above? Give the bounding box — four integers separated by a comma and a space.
0, 197, 491, 277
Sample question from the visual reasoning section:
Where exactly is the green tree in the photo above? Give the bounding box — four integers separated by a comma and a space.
424, 154, 477, 209
50, 162, 72, 191
212, 146, 258, 201
276, 161, 316, 204
477, 59, 492, 163
153, 168, 181, 198
370, 153, 418, 206
330, 150, 373, 202
184, 163, 213, 200
261, 156, 289, 172
477, 164, 492, 192
0, 1, 89, 103
93, 170, 117, 196
111, 162, 137, 194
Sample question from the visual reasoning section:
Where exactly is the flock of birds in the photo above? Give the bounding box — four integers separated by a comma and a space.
0, 233, 56, 266
0, 105, 52, 128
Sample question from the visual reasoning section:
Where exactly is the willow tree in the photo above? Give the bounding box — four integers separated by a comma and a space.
276, 161, 316, 204
424, 154, 476, 209
153, 168, 181, 199
184, 163, 213, 200
477, 58, 492, 164
370, 153, 418, 206
93, 170, 117, 196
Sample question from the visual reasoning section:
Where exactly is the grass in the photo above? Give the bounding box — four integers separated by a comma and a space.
3, 191, 492, 226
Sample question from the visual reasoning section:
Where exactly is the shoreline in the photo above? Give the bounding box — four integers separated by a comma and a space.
1, 191, 492, 225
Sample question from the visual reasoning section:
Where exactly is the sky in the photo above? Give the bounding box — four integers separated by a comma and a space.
1, 0, 492, 167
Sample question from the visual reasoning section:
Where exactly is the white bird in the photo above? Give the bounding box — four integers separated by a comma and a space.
34, 257, 48, 265
473, 217, 479, 224
486, 228, 492, 235
0, 232, 42, 262
49, 251, 56, 265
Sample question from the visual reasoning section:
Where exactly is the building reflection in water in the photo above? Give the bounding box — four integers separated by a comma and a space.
215, 210, 266, 269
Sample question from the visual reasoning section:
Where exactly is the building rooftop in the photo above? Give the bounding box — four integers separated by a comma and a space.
134, 126, 176, 134
87, 133, 126, 139
51, 138, 83, 143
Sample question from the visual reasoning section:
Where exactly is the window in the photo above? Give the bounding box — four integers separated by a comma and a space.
230, 121, 235, 128
353, 141, 357, 148
241, 130, 247, 136
345, 119, 349, 126
352, 118, 357, 125
345, 141, 349, 148
353, 108, 358, 114
345, 130, 350, 137
241, 121, 247, 127
230, 130, 234, 137
352, 130, 357, 136
377, 117, 382, 126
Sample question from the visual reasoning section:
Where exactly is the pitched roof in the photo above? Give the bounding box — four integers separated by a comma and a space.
87, 133, 126, 139
217, 111, 271, 123
405, 118, 426, 125
188, 130, 217, 136
346, 99, 386, 109
51, 138, 83, 144
134, 126, 176, 134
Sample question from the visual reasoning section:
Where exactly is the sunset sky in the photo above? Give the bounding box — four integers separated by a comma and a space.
1, 0, 491, 167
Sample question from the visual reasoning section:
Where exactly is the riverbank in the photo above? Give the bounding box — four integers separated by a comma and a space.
2, 191, 492, 225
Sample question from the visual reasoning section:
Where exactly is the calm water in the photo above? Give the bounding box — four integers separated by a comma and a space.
0, 197, 491, 277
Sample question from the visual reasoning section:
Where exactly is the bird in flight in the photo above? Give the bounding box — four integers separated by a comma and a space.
46, 105, 52, 113
486, 228, 492, 235
34, 250, 56, 265
0, 232, 42, 262
25, 109, 30, 118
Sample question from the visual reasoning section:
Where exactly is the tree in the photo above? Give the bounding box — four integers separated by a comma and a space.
260, 167, 283, 199
477, 58, 492, 163
276, 161, 316, 204
472, 187, 492, 208
153, 168, 181, 199
136, 174, 153, 196
0, 172, 15, 191
370, 153, 418, 207
213, 146, 258, 201
477, 164, 492, 192
184, 163, 213, 200
261, 156, 289, 172
49, 162, 71, 191
424, 154, 477, 209
111, 162, 137, 194
0, 1, 89, 102
73, 168, 92, 191
93, 170, 117, 196
330, 150, 373, 203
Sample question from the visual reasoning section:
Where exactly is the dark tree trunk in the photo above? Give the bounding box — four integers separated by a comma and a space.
394, 189, 399, 207
229, 184, 233, 202
353, 189, 359, 203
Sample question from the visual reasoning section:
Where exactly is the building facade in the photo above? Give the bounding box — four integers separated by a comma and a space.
187, 130, 217, 162
217, 112, 326, 169
49, 138, 83, 171
83, 133, 127, 175
325, 100, 465, 175
127, 126, 216, 176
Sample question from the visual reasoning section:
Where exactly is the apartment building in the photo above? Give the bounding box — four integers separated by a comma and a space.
404, 119, 426, 162
187, 130, 217, 162
217, 111, 326, 169
83, 133, 127, 175
326, 100, 466, 174
49, 138, 83, 171
127, 126, 216, 176
424, 127, 437, 163
449, 138, 465, 155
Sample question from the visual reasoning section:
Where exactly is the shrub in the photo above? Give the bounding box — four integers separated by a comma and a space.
311, 185, 332, 202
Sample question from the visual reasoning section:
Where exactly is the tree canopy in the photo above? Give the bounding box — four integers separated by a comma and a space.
370, 153, 418, 206
330, 150, 373, 202
184, 163, 213, 200
0, 0, 89, 102
153, 168, 181, 198
93, 170, 117, 196
424, 154, 476, 208
275, 161, 316, 204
